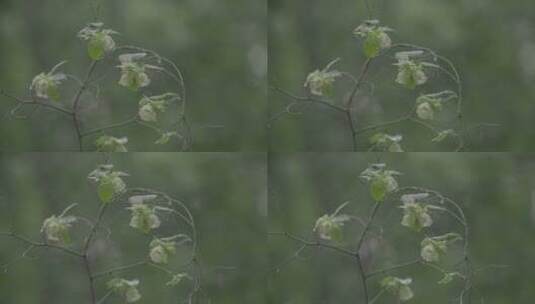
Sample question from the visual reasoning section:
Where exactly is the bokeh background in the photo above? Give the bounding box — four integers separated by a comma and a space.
268, 153, 535, 303
0, 0, 266, 151
0, 153, 267, 303
269, 0, 535, 151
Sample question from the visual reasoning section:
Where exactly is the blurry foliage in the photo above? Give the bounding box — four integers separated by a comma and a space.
0, 0, 266, 151
268, 153, 535, 303
269, 0, 534, 151
0, 153, 267, 303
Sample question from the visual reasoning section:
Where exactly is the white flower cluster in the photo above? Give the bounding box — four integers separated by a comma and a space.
400, 193, 433, 232
117, 53, 160, 91
41, 203, 78, 245
360, 163, 400, 202
127, 195, 161, 233
107, 278, 141, 303
138, 93, 180, 123
420, 233, 462, 262
313, 202, 351, 242
31, 61, 67, 101
381, 276, 414, 302
415, 91, 458, 121
394, 51, 429, 89
88, 164, 128, 203
95, 136, 129, 152
149, 238, 176, 264
77, 22, 117, 60
304, 59, 342, 96
369, 133, 404, 152
354, 19, 393, 58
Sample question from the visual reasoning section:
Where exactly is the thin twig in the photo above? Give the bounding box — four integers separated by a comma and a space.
268, 232, 356, 257
0, 232, 83, 257
72, 60, 99, 151
81, 117, 138, 137
92, 260, 147, 279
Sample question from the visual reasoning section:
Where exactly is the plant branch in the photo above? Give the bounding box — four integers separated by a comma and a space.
81, 202, 109, 304
72, 60, 99, 151
366, 259, 422, 278
270, 86, 347, 113
1, 89, 74, 116
268, 232, 356, 257
356, 203, 380, 252
80, 116, 138, 137
0, 231, 83, 257
92, 260, 147, 280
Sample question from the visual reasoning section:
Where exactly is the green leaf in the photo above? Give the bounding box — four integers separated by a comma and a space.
47, 84, 60, 102
363, 29, 391, 59
364, 32, 381, 58
98, 176, 115, 204
371, 178, 388, 202
88, 35, 105, 60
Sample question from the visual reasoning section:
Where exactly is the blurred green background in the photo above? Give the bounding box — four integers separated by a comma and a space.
0, 0, 266, 151
0, 153, 267, 303
269, 0, 534, 151
268, 153, 534, 303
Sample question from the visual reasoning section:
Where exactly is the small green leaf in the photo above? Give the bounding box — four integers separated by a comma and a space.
88, 35, 105, 60
361, 164, 400, 202
364, 32, 382, 58
371, 178, 388, 202
79, 23, 116, 60
47, 84, 61, 102
98, 176, 115, 204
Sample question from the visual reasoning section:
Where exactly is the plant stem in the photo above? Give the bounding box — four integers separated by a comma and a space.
365, 259, 421, 279
268, 232, 356, 257
81, 117, 138, 137
72, 60, 98, 151
91, 261, 147, 280
81, 203, 108, 304
0, 232, 83, 257
83, 255, 97, 304
356, 203, 380, 252
355, 254, 369, 303
344, 58, 372, 150
354, 203, 381, 304
346, 110, 357, 151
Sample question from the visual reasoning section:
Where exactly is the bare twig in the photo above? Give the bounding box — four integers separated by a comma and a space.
0, 231, 83, 258
72, 60, 99, 151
